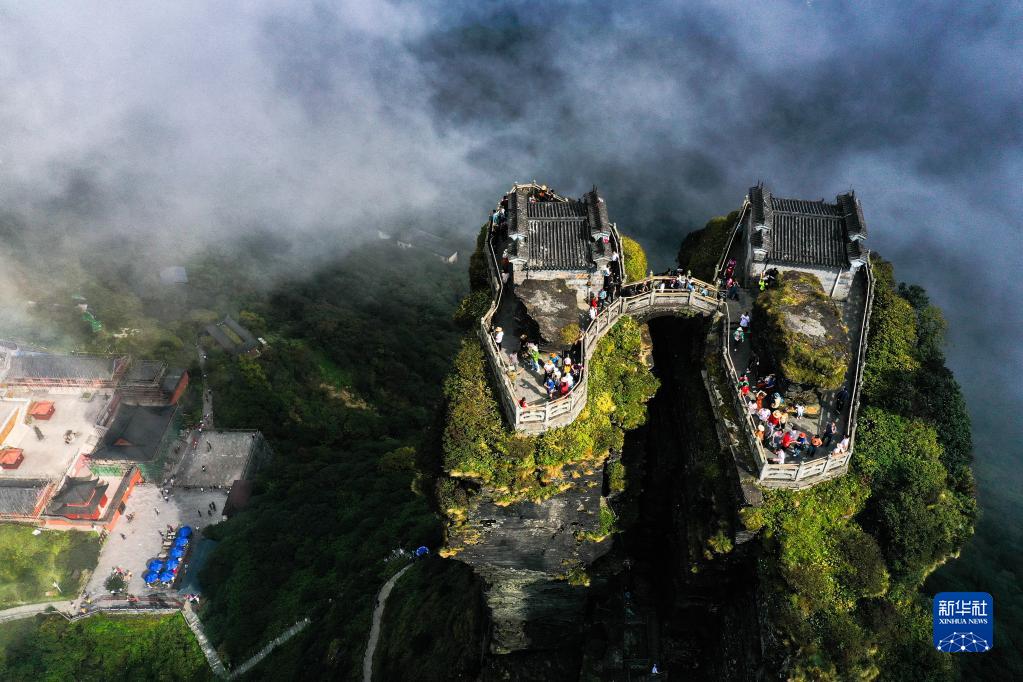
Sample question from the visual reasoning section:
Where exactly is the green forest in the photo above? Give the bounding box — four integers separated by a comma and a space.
193, 241, 471, 677
0, 613, 210, 681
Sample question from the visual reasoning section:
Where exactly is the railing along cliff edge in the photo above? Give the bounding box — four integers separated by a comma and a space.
846, 254, 875, 460
717, 259, 875, 487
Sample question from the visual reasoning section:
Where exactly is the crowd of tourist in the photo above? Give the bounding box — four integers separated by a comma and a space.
492, 325, 585, 406
735, 370, 851, 464
724, 276, 850, 465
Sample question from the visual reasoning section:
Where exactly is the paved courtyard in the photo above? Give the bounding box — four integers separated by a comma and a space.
173, 430, 260, 488
0, 392, 114, 480
85, 484, 227, 598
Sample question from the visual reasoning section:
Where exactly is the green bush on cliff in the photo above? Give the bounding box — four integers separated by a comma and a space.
453, 289, 491, 326
754, 270, 849, 389
675, 210, 740, 281
620, 235, 648, 282
442, 340, 507, 479
607, 459, 626, 493
468, 224, 491, 292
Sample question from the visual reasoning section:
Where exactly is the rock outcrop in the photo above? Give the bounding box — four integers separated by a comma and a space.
446, 462, 612, 653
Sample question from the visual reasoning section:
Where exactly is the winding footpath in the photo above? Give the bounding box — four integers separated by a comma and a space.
362, 564, 411, 682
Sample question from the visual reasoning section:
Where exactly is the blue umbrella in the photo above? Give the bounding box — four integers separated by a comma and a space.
143, 571, 158, 584
166, 557, 181, 569
416, 546, 429, 557
159, 570, 175, 582
174, 537, 189, 548
147, 559, 163, 572
169, 547, 184, 559
178, 526, 193, 538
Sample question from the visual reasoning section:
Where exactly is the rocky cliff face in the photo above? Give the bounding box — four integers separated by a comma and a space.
439, 316, 657, 662
447, 462, 611, 653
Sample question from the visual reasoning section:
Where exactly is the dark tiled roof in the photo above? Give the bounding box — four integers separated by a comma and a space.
769, 212, 848, 268
223, 317, 257, 347
125, 361, 165, 384
748, 184, 765, 226
504, 184, 616, 272
47, 477, 108, 517
583, 189, 611, 237
161, 368, 187, 394
204, 324, 234, 350
838, 192, 868, 239
526, 201, 586, 219
50, 477, 103, 506
526, 220, 591, 270
509, 187, 528, 236
93, 404, 176, 462
0, 479, 47, 516
204, 317, 258, 355
749, 183, 869, 269
770, 197, 840, 216
846, 240, 865, 261
9, 354, 116, 381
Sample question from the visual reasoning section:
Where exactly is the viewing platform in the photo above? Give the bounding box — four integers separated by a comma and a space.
475, 182, 874, 490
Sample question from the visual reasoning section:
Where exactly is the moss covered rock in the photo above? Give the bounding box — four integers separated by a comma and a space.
755, 271, 849, 389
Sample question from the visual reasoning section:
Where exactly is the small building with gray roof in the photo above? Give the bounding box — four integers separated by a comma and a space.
742, 182, 868, 300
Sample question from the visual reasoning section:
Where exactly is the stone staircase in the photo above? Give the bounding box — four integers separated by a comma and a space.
182, 602, 228, 678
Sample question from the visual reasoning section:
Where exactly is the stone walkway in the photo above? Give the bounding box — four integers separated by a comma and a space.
230, 617, 311, 679
183, 601, 228, 678
362, 564, 411, 682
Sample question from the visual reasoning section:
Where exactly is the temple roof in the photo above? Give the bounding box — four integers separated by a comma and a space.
47, 476, 108, 517
125, 360, 165, 384
749, 183, 868, 269
0, 479, 48, 516
92, 404, 176, 461
7, 354, 118, 381
506, 184, 613, 272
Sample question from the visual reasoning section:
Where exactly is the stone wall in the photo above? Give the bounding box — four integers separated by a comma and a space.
511, 267, 598, 296
748, 261, 859, 301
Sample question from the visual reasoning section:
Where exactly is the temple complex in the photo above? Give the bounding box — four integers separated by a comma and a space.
495, 183, 623, 343
476, 180, 874, 489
